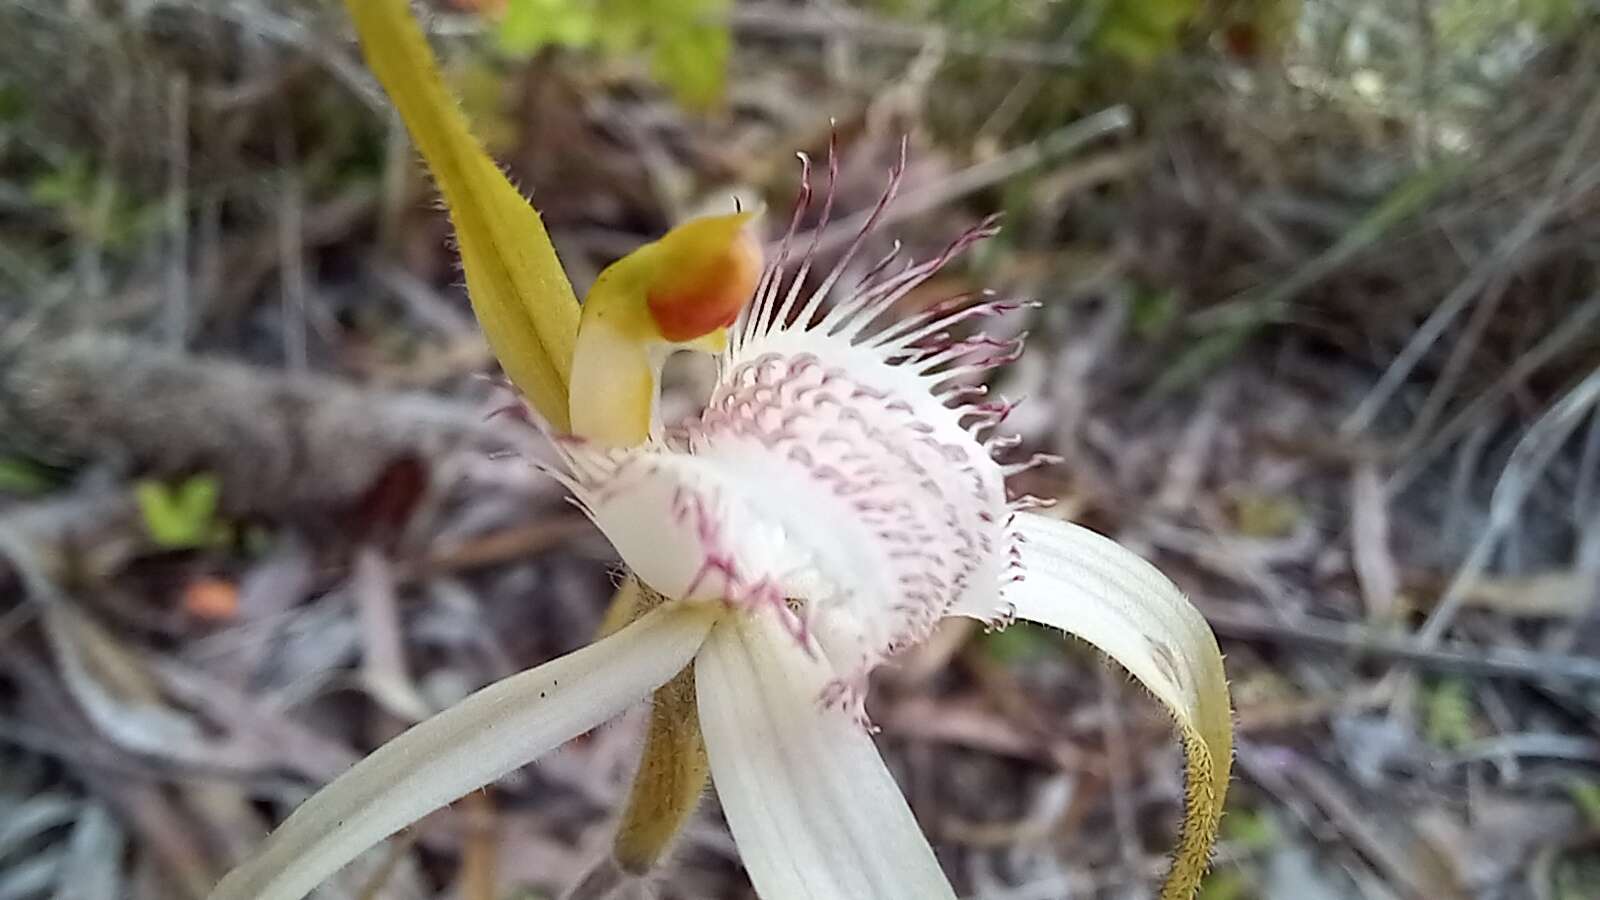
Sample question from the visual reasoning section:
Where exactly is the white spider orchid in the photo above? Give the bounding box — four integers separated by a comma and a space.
211, 4, 1232, 899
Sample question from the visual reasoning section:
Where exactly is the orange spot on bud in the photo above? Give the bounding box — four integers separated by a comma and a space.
184, 576, 240, 622
645, 214, 762, 343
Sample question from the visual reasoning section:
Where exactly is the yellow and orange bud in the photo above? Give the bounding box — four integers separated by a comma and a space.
644, 212, 762, 343
570, 211, 762, 446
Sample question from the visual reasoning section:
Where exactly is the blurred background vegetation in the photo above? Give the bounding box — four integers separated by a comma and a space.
1, 1, 1598, 898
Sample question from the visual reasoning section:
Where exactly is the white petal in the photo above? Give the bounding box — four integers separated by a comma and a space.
992, 513, 1226, 734
210, 603, 717, 900
982, 512, 1232, 897
695, 613, 957, 900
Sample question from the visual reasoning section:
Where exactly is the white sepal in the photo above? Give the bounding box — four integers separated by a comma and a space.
978, 512, 1232, 898
991, 513, 1227, 737
210, 603, 718, 900
695, 612, 957, 900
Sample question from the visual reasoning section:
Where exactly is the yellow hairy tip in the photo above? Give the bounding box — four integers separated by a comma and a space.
344, 0, 579, 429
1160, 725, 1231, 899
1156, 650, 1233, 899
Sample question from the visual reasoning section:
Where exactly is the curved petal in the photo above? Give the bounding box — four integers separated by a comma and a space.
991, 512, 1233, 900
210, 603, 718, 900
344, 0, 579, 428
695, 613, 957, 900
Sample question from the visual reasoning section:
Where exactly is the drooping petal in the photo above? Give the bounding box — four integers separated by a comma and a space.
695, 613, 957, 900
345, 0, 579, 428
976, 512, 1232, 900
209, 603, 718, 900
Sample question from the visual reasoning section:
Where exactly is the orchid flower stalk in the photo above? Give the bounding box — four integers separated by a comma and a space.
211, 3, 1234, 899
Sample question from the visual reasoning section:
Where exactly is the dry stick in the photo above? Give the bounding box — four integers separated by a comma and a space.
1398, 256, 1514, 449
378, 108, 409, 257
1350, 461, 1399, 619
352, 545, 431, 723
1342, 159, 1600, 436
0, 335, 535, 518
420, 3, 1082, 66
1386, 293, 1600, 495
1200, 600, 1600, 686
1356, 369, 1600, 705
276, 122, 309, 373
735, 3, 1085, 67
164, 73, 191, 350
1576, 409, 1600, 558
354, 828, 420, 900
1398, 86, 1600, 448
1095, 665, 1142, 876
785, 107, 1133, 260
1410, 0, 1439, 162
1261, 752, 1442, 900
730, 3, 1080, 66
1441, 418, 1495, 554
193, 0, 385, 112
1410, 367, 1600, 650
456, 791, 499, 900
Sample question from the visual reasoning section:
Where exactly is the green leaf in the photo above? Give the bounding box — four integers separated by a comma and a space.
1229, 490, 1303, 539
1131, 286, 1181, 339
648, 8, 729, 111
1146, 325, 1251, 398
28, 153, 95, 209
497, 0, 601, 54
1093, 0, 1202, 66
496, 0, 731, 110
1566, 778, 1600, 830
1196, 868, 1252, 900
1221, 807, 1278, 850
0, 457, 55, 495
1422, 678, 1475, 749
980, 621, 1059, 663
0, 80, 27, 123
135, 474, 227, 549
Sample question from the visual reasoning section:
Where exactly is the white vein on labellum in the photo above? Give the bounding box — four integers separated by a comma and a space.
545, 139, 1055, 723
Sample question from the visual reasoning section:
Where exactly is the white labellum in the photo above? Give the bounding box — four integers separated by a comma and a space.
552, 142, 1053, 717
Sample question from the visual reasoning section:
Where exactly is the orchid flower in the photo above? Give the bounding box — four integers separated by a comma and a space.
210, 3, 1233, 899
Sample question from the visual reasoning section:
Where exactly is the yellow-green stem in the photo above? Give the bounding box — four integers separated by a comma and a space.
598, 577, 712, 874
612, 665, 709, 873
